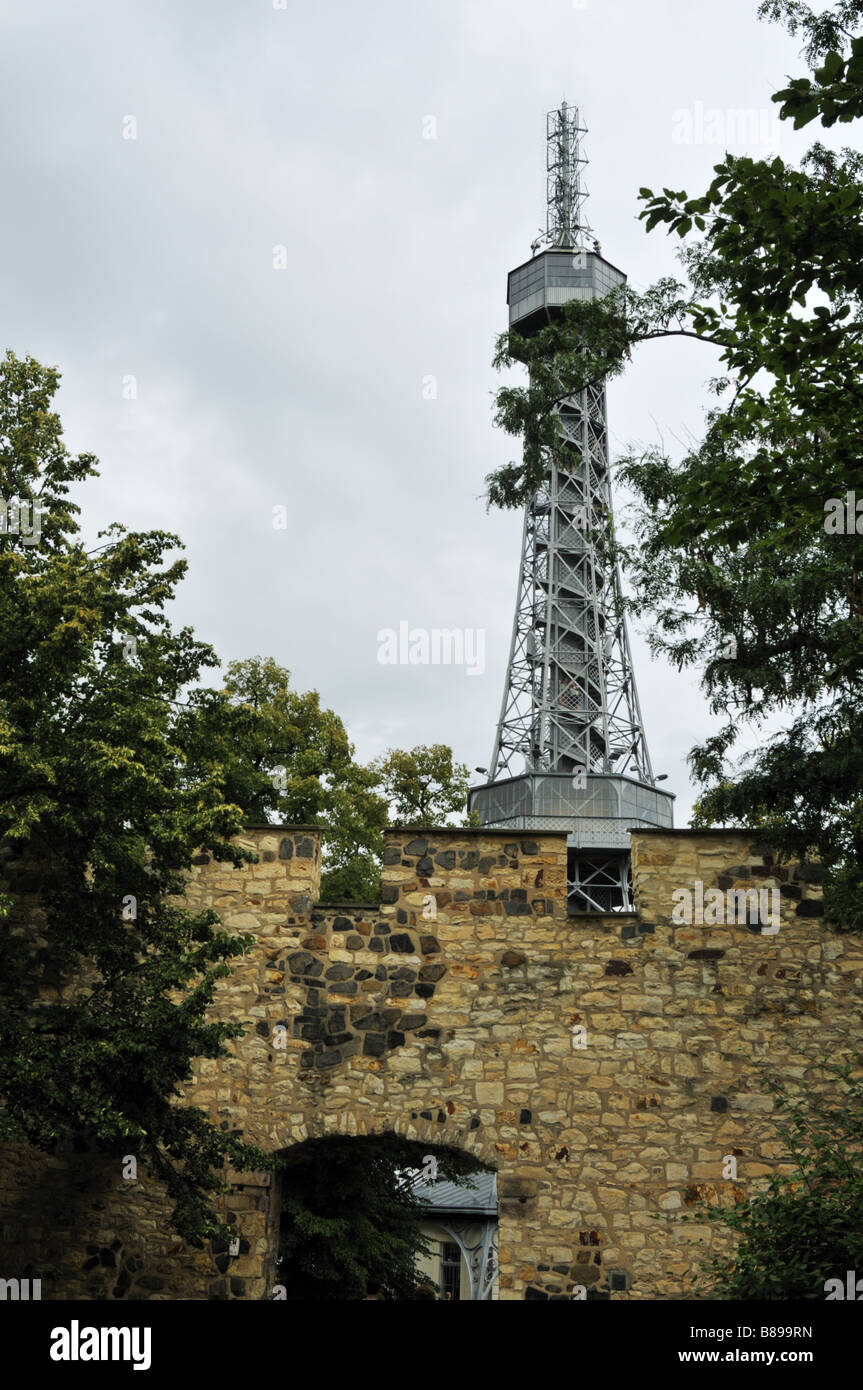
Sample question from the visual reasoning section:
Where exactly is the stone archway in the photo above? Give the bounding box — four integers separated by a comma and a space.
266, 1128, 497, 1300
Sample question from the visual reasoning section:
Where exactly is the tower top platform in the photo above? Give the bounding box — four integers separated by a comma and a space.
507, 247, 626, 335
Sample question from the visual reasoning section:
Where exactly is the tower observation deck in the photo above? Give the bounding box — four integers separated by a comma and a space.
469, 103, 674, 912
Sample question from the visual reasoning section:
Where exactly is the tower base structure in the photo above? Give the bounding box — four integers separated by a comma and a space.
469, 773, 674, 912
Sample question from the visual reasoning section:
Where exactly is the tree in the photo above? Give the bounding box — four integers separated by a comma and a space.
276, 1133, 488, 1300
176, 656, 388, 903
685, 1062, 863, 1299
486, 0, 863, 930
369, 744, 477, 827
0, 351, 267, 1243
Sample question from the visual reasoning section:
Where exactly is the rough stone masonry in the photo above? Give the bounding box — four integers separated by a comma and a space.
1, 824, 862, 1300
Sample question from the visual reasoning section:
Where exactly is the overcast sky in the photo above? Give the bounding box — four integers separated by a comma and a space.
0, 0, 838, 822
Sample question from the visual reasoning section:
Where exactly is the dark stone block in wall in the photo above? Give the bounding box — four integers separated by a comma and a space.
399, 1013, 427, 1030
415, 983, 434, 999
390, 982, 412, 997
373, 923, 391, 935
525, 1287, 548, 1300
420, 935, 440, 954
520, 841, 539, 855
136, 1276, 165, 1291
356, 969, 372, 981
610, 1271, 629, 1291
369, 937, 384, 951
434, 851, 456, 870
404, 837, 428, 857
416, 856, 434, 875
504, 902, 531, 916
710, 1096, 729, 1112
479, 857, 495, 874
288, 951, 323, 977
278, 838, 293, 860
501, 1176, 538, 1198
780, 883, 802, 899
383, 846, 401, 866
604, 960, 633, 976
345, 934, 364, 950
501, 950, 527, 967
296, 837, 315, 858
314, 1050, 342, 1069
192, 854, 210, 866
209, 1279, 229, 1300
333, 916, 353, 932
469, 1116, 481, 1130
381, 885, 399, 904
796, 899, 824, 916
353, 1012, 384, 1031
460, 851, 479, 869
363, 1033, 387, 1058
387, 1030, 405, 1049
396, 910, 407, 924
639, 923, 655, 934
262, 851, 275, 862
621, 925, 637, 939
688, 949, 725, 961
519, 1109, 532, 1124
325, 964, 353, 981
230, 1278, 247, 1297
390, 933, 415, 953
419, 963, 445, 981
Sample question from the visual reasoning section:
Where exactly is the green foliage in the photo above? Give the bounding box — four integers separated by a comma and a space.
684, 1063, 863, 1299
758, 1, 863, 127
177, 656, 389, 904
277, 1133, 489, 1300
0, 351, 267, 1244
369, 743, 475, 827
486, 3, 863, 928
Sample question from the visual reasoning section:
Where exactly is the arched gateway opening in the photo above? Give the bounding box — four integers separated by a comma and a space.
271, 1133, 495, 1300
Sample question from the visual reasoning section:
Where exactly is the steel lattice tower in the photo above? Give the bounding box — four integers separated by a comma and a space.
469, 103, 674, 912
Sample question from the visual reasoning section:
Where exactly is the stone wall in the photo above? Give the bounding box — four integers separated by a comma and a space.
2, 825, 862, 1300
